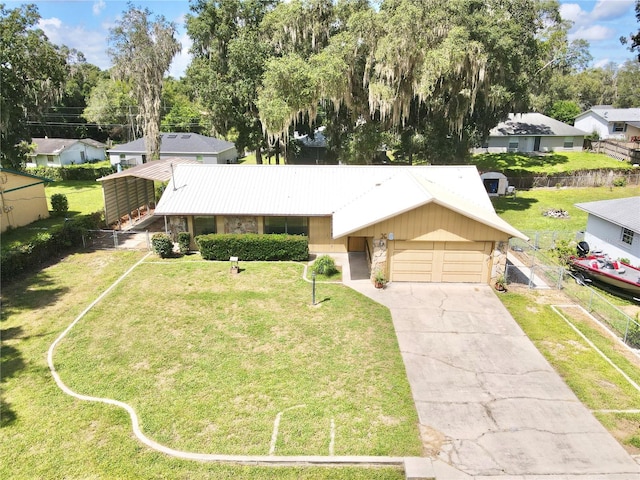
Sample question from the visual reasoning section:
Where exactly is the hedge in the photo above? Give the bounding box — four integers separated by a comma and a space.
26, 164, 116, 181
195, 233, 308, 262
1, 212, 103, 283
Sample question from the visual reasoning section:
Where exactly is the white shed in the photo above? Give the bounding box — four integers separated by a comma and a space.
480, 171, 509, 196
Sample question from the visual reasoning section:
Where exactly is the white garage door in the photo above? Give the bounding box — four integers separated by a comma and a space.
391, 241, 492, 283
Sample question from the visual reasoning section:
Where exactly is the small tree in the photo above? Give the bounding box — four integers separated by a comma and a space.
50, 193, 69, 216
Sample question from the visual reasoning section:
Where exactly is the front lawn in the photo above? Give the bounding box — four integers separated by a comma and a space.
1, 251, 413, 479
471, 151, 634, 175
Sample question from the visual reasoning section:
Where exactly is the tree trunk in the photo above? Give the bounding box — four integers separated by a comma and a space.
256, 146, 263, 164
275, 138, 280, 165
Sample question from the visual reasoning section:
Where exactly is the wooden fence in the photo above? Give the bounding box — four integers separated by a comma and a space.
507, 170, 640, 189
586, 139, 640, 163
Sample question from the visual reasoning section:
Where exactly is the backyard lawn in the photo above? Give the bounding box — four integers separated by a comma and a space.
1, 251, 418, 479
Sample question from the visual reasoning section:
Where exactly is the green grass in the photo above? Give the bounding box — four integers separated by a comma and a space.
493, 185, 640, 232
471, 151, 634, 175
500, 291, 640, 451
1, 251, 416, 478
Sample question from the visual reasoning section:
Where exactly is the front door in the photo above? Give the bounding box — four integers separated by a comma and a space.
533, 136, 541, 151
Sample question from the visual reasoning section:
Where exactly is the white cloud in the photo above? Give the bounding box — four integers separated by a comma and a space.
569, 24, 615, 41
92, 0, 106, 16
591, 0, 634, 21
39, 17, 111, 70
169, 31, 192, 79
559, 3, 587, 25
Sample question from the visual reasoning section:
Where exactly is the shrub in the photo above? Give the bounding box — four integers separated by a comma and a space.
151, 233, 173, 258
50, 193, 69, 216
312, 255, 338, 276
626, 317, 640, 349
612, 177, 627, 187
26, 164, 115, 181
177, 231, 191, 254
195, 233, 308, 261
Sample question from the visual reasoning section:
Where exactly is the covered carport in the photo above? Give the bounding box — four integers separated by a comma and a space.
97, 157, 199, 228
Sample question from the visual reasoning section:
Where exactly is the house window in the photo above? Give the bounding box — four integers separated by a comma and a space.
621, 228, 634, 246
264, 216, 308, 235
196, 155, 203, 162
613, 122, 626, 132
47, 155, 54, 163
119, 154, 126, 160
508, 139, 519, 152
563, 137, 574, 149
80, 151, 86, 162
193, 216, 217, 236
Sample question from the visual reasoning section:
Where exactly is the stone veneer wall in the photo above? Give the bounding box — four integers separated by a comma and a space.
224, 216, 258, 234
370, 236, 388, 282
491, 241, 507, 279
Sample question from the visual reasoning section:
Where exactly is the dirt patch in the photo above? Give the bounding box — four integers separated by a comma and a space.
419, 424, 447, 458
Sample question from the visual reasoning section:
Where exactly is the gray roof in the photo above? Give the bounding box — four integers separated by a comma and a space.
108, 133, 236, 155
576, 107, 640, 123
154, 164, 526, 240
490, 113, 587, 137
575, 196, 640, 233
97, 157, 200, 182
30, 137, 106, 155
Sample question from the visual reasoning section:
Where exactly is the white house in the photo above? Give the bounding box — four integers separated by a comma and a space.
474, 113, 587, 154
108, 133, 238, 167
574, 106, 640, 141
27, 138, 107, 167
575, 197, 640, 266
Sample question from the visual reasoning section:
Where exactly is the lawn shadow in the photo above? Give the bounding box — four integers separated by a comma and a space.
491, 196, 538, 214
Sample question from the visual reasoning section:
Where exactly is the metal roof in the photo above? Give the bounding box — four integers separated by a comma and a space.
575, 196, 640, 233
576, 107, 640, 123
490, 113, 587, 137
155, 164, 527, 240
108, 133, 236, 155
30, 137, 106, 155
97, 157, 200, 182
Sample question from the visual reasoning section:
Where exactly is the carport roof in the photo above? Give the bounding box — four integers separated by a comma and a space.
97, 157, 200, 182
155, 164, 527, 240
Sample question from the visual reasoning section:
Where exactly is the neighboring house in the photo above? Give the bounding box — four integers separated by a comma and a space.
154, 164, 526, 285
0, 167, 51, 232
574, 106, 640, 141
108, 133, 238, 167
27, 138, 107, 167
289, 126, 332, 164
474, 113, 587, 154
575, 196, 640, 266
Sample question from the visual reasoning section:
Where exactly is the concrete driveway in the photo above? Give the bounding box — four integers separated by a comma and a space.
344, 269, 640, 478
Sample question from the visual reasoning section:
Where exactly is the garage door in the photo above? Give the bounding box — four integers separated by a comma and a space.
391, 241, 491, 283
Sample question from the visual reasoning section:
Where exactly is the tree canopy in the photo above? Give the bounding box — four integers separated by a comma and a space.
108, 5, 181, 161
0, 3, 68, 168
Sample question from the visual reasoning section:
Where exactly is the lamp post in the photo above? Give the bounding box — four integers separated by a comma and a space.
312, 271, 316, 305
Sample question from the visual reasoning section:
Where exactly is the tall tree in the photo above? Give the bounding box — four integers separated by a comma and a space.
186, 0, 275, 163
83, 78, 139, 142
0, 3, 68, 168
108, 5, 181, 161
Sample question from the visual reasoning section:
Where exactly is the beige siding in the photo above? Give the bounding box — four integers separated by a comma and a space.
309, 216, 347, 253
349, 202, 508, 242
102, 177, 155, 225
0, 173, 49, 232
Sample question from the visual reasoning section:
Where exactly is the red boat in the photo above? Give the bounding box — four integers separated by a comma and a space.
569, 241, 640, 300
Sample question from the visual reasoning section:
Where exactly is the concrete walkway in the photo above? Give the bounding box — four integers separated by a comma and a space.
341, 253, 640, 479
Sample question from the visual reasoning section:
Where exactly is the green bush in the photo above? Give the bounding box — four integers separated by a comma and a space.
26, 164, 115, 181
612, 177, 627, 187
151, 233, 173, 258
0, 213, 102, 283
312, 255, 338, 275
195, 233, 308, 261
177, 231, 191, 254
50, 193, 69, 216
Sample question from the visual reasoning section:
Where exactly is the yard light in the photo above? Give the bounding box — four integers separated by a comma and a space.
312, 271, 316, 305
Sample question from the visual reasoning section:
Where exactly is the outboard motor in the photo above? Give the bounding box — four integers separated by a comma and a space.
576, 241, 590, 258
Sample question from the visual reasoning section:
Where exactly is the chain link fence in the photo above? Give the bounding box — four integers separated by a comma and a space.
507, 231, 640, 349
83, 229, 151, 251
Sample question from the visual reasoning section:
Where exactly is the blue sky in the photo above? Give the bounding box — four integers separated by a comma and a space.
6, 0, 639, 78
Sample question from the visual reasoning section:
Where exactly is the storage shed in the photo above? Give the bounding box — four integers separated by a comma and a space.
97, 158, 199, 227
480, 172, 509, 196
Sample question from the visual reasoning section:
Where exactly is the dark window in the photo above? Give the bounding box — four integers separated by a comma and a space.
563, 137, 574, 149
621, 228, 634, 245
193, 216, 217, 236
264, 216, 308, 235
613, 122, 626, 133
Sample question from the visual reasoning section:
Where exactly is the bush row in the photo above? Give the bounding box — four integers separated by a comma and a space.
195, 233, 308, 261
26, 164, 116, 181
1, 212, 103, 283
